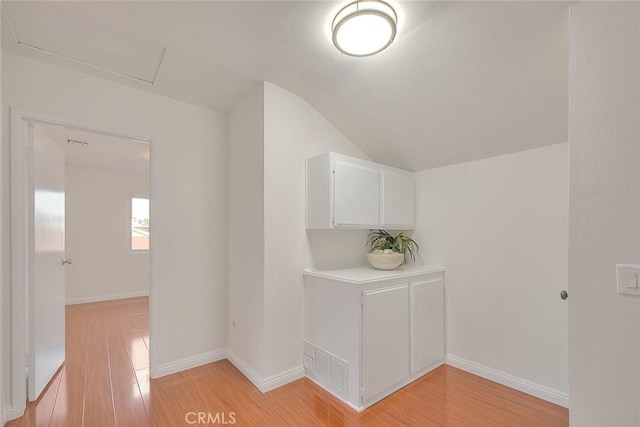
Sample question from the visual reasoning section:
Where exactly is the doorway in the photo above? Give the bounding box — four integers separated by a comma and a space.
9, 109, 153, 421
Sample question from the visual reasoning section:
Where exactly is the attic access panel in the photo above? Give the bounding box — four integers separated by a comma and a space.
3, 1, 165, 83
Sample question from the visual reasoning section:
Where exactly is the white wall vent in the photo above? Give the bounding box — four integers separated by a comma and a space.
313, 347, 329, 379
313, 347, 348, 392
328, 357, 347, 390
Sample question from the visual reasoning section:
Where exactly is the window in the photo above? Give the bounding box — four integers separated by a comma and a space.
130, 196, 150, 251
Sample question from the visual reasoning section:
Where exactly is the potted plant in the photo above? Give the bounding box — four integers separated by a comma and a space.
366, 229, 420, 270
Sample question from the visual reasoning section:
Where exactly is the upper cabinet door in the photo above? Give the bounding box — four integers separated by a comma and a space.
333, 162, 380, 228
305, 152, 414, 230
381, 171, 414, 229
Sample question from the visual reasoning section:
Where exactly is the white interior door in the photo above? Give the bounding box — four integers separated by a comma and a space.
27, 123, 66, 401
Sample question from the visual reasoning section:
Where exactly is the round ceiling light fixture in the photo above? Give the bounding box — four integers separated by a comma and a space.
332, 0, 397, 57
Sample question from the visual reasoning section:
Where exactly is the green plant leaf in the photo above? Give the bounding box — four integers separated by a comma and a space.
367, 229, 420, 261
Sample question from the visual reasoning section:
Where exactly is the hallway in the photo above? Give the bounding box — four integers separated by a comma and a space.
7, 297, 568, 426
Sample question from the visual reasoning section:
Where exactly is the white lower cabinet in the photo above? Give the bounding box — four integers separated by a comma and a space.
362, 285, 410, 403
303, 266, 445, 410
411, 278, 445, 375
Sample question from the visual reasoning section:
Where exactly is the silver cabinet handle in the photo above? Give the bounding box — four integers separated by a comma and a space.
61, 258, 73, 266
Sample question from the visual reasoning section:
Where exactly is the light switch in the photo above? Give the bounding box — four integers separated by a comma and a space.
625, 272, 638, 289
616, 265, 640, 296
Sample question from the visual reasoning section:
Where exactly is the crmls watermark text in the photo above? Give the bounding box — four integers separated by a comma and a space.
185, 411, 237, 425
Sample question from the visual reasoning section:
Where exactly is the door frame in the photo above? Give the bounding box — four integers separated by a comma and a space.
8, 108, 154, 420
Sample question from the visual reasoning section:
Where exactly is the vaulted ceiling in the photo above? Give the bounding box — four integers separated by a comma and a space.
2, 1, 569, 171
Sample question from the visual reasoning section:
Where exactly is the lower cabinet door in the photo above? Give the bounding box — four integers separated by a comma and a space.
410, 278, 445, 374
362, 284, 410, 403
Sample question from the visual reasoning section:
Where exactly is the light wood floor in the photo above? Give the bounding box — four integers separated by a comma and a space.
8, 297, 568, 426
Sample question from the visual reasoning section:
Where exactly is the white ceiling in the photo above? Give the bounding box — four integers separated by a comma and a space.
2, 1, 570, 171
3, 1, 165, 83
37, 122, 150, 174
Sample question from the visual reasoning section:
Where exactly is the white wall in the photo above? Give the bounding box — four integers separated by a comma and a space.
568, 3, 640, 425
0, 6, 5, 424
1, 52, 228, 394
262, 82, 370, 378
227, 84, 266, 378
65, 164, 149, 304
227, 81, 370, 385
412, 143, 569, 403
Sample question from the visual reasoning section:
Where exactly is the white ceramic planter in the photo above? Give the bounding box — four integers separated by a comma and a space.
366, 252, 404, 270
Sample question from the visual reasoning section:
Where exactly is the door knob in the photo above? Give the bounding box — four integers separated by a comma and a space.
560, 290, 568, 300
61, 258, 73, 266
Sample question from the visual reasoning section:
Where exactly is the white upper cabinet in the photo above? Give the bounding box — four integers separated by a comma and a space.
381, 171, 415, 229
306, 152, 414, 230
334, 161, 380, 228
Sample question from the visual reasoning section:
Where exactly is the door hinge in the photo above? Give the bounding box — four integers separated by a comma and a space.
331, 215, 335, 226
360, 387, 365, 401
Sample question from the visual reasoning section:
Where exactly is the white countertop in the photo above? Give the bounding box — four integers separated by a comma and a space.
303, 264, 444, 284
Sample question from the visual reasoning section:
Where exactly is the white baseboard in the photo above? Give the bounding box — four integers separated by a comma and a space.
144, 348, 303, 394
446, 354, 569, 408
305, 375, 364, 412
226, 350, 264, 391
4, 405, 18, 424
226, 350, 304, 393
66, 290, 149, 305
262, 364, 305, 392
154, 348, 227, 378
